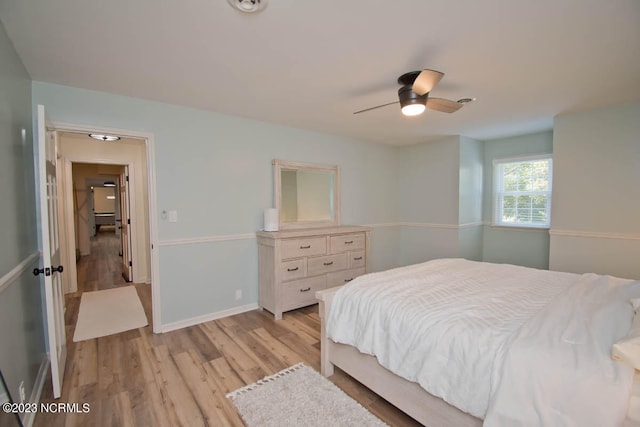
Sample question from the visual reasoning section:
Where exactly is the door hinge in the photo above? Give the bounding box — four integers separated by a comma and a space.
126, 175, 129, 182
129, 261, 132, 267
127, 219, 130, 225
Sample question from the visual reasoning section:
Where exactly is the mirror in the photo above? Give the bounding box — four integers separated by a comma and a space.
273, 160, 340, 229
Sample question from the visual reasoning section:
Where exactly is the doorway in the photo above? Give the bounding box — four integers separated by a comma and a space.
72, 162, 132, 289
53, 127, 159, 332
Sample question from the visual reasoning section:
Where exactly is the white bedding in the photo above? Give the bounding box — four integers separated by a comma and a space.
326, 258, 639, 424
485, 273, 640, 426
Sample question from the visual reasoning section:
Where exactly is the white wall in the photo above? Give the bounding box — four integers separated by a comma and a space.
93, 187, 115, 213
550, 101, 640, 279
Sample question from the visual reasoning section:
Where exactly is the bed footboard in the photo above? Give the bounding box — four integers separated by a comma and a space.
316, 286, 341, 377
315, 285, 482, 427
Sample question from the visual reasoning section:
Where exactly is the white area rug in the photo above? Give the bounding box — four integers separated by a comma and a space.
73, 286, 148, 342
226, 363, 388, 427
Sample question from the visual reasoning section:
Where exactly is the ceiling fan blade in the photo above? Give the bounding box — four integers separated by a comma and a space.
412, 69, 444, 96
426, 97, 463, 113
353, 101, 399, 115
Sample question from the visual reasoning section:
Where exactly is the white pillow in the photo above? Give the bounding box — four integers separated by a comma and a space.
612, 298, 640, 369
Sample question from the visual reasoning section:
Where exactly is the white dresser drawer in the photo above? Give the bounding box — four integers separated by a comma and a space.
330, 233, 365, 253
327, 268, 366, 288
282, 276, 325, 310
349, 250, 366, 268
281, 237, 327, 259
280, 258, 306, 282
307, 253, 348, 276
257, 226, 371, 319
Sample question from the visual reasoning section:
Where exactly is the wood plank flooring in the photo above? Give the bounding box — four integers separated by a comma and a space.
35, 229, 421, 426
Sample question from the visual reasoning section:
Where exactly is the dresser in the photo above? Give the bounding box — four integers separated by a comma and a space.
256, 225, 371, 320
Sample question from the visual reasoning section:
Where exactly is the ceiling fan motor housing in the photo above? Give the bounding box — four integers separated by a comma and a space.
398, 85, 428, 108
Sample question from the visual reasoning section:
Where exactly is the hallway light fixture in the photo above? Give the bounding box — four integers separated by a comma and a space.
89, 133, 120, 142
103, 181, 116, 187
227, 0, 267, 13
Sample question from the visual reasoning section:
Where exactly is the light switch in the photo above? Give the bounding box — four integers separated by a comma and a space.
168, 210, 178, 222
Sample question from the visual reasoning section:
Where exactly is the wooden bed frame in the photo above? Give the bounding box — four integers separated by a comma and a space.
316, 286, 482, 427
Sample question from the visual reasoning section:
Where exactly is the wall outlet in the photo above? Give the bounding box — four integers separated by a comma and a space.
168, 210, 178, 222
235, 289, 242, 300
18, 381, 26, 403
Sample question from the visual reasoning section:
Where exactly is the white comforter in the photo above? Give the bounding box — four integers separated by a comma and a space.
326, 258, 639, 425
485, 273, 639, 426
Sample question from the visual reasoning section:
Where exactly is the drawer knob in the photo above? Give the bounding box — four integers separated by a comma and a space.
323, 261, 334, 266
353, 256, 363, 261
300, 245, 311, 249
287, 267, 299, 272
299, 287, 311, 292
344, 240, 354, 244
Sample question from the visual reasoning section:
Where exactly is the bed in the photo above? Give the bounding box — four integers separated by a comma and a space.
316, 258, 640, 426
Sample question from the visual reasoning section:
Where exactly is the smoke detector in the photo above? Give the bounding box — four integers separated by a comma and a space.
227, 0, 268, 13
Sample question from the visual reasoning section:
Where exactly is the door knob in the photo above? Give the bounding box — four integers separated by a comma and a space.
33, 267, 50, 276
33, 266, 63, 276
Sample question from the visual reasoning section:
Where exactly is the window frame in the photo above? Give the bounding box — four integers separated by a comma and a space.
492, 154, 553, 229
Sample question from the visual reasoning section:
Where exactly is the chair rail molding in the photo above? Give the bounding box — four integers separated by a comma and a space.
0, 251, 40, 293
549, 229, 640, 241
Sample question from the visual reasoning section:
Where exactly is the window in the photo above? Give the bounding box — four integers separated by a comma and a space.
493, 155, 552, 228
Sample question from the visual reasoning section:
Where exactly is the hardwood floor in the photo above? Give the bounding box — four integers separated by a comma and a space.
35, 229, 421, 427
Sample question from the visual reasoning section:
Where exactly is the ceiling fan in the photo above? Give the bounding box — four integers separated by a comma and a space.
354, 69, 470, 117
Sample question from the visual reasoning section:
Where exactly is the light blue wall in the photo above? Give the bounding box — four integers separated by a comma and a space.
395, 135, 484, 265
458, 137, 484, 225
0, 20, 46, 411
32, 82, 399, 325
481, 131, 553, 269
30, 78, 566, 326
396, 136, 460, 266
550, 101, 640, 278
458, 137, 484, 261
398, 136, 460, 224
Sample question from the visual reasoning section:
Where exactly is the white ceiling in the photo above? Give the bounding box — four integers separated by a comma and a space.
1, 0, 639, 146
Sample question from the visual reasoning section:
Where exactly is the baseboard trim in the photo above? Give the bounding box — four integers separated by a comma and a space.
160, 303, 260, 333
22, 354, 49, 427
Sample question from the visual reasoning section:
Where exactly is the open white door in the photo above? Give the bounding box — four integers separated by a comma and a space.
119, 167, 133, 282
35, 105, 67, 399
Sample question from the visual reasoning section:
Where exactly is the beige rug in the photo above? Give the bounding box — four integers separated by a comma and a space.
226, 363, 388, 426
73, 286, 148, 342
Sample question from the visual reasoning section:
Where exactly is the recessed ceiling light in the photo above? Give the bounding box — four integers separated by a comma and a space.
227, 0, 267, 13
89, 133, 120, 141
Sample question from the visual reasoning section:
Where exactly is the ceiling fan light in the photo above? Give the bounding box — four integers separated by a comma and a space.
398, 86, 427, 116
401, 103, 426, 116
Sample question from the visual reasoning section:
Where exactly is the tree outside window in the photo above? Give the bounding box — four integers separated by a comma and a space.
493, 155, 552, 228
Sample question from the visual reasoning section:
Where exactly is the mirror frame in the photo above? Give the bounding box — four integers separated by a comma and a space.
273, 159, 340, 230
